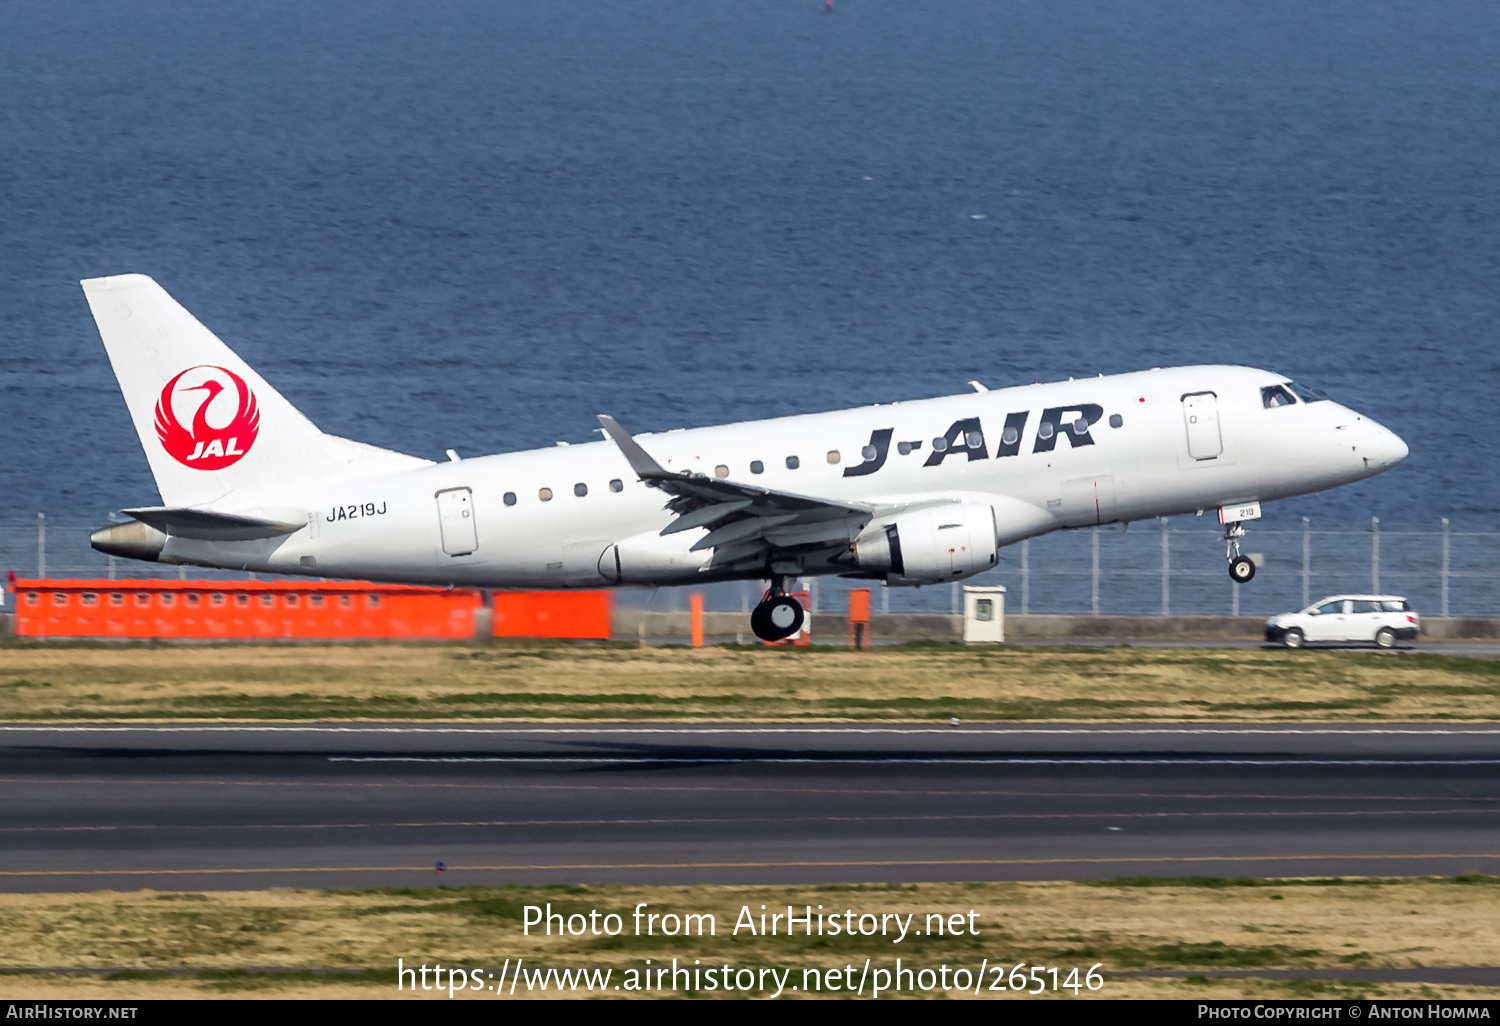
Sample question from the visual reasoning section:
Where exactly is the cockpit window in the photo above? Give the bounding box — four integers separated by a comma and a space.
1261, 385, 1296, 408
1286, 381, 1330, 402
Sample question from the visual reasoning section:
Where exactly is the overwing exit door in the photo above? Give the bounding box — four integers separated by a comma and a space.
1181, 392, 1223, 460
436, 487, 478, 556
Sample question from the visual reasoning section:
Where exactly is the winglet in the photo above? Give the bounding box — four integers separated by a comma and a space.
597, 415, 671, 480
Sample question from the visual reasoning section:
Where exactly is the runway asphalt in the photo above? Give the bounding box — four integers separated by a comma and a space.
1, 722, 1498, 891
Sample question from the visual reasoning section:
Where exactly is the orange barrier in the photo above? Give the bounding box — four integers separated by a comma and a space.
848, 588, 872, 649
11, 578, 480, 640
690, 592, 704, 648
491, 590, 611, 640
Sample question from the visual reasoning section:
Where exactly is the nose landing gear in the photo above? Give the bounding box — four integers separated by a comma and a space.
750, 578, 805, 642
1225, 521, 1256, 583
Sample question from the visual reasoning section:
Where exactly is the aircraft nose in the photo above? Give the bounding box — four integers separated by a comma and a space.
1366, 422, 1409, 469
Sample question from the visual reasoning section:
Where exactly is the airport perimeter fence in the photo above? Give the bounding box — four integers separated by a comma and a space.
2, 514, 1498, 621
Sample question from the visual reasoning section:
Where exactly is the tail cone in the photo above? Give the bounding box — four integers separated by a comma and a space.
90, 521, 167, 563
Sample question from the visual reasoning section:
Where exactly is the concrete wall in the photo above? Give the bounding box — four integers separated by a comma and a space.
608, 608, 1500, 644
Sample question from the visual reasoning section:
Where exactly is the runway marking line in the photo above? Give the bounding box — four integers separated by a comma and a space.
5, 725, 1500, 736
4, 852, 1500, 877
327, 756, 1500, 765
6, 806, 1500, 834
3, 778, 1494, 802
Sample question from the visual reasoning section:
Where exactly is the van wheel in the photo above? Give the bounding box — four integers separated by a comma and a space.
1282, 628, 1305, 649
1375, 627, 1397, 649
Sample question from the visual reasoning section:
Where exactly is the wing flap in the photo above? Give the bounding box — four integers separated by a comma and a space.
689, 514, 798, 553
660, 499, 754, 536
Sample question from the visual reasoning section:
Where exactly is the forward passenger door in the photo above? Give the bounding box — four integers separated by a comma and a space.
1181, 392, 1223, 460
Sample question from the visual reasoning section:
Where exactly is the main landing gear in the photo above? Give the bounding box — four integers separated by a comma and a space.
750, 579, 805, 642
1225, 521, 1256, 583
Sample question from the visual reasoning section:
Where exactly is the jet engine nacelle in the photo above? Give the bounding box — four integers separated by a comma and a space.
852, 502, 998, 586
598, 529, 714, 586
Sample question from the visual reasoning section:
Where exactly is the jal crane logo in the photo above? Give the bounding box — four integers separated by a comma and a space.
154, 365, 260, 470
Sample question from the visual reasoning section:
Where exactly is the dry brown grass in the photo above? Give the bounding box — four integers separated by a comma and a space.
0, 877, 1498, 999
0, 640, 1498, 721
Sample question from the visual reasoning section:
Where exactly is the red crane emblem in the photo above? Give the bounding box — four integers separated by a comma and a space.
154, 365, 260, 470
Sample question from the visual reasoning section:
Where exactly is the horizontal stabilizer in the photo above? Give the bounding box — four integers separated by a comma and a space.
121, 506, 304, 541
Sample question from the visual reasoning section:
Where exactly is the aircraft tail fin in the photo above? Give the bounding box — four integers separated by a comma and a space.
81, 274, 427, 509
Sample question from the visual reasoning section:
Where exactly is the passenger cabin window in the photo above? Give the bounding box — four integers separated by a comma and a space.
786, 455, 800, 469
1315, 600, 1345, 615
609, 479, 624, 492
503, 492, 517, 506
931, 437, 949, 451
714, 465, 729, 478
211, 594, 225, 606
861, 445, 877, 460
1000, 427, 1019, 445
897, 441, 913, 455
749, 461, 763, 475
81, 593, 97, 606
185, 593, 200, 607
1108, 414, 1124, 429
1287, 381, 1330, 402
1071, 418, 1087, 435
967, 430, 984, 447
160, 594, 175, 607
826, 451, 840, 464
574, 483, 588, 497
235, 594, 249, 607
1037, 423, 1054, 440
260, 595, 274, 608
110, 594, 124, 606
538, 487, 553, 501
1261, 385, 1296, 408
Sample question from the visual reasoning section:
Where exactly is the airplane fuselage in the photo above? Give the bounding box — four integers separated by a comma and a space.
151, 364, 1407, 589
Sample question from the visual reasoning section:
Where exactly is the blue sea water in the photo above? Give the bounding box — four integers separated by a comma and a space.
1, 1, 1497, 550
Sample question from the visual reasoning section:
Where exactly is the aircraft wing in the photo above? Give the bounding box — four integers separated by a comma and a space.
598, 415, 875, 569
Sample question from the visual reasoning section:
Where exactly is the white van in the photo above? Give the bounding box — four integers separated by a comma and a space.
1264, 595, 1419, 649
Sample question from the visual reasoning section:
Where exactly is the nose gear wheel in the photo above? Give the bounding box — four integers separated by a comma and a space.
1224, 521, 1255, 583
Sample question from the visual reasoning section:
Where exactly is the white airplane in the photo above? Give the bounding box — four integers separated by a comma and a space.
84, 274, 1409, 641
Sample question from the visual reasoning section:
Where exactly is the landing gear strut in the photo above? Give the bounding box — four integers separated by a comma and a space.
750, 577, 805, 642
1225, 521, 1256, 583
